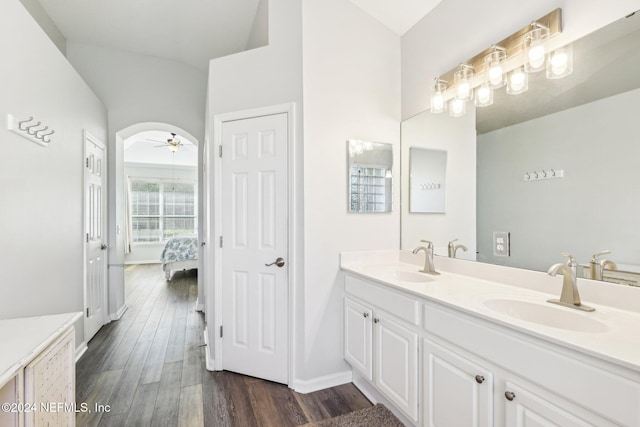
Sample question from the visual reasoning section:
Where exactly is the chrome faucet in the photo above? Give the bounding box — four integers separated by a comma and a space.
448, 239, 468, 258
547, 253, 595, 312
412, 240, 440, 275
589, 250, 617, 280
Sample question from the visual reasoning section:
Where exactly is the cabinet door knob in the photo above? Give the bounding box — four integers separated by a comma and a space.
373, 318, 379, 323
505, 391, 516, 401
363, 312, 369, 318
475, 375, 485, 384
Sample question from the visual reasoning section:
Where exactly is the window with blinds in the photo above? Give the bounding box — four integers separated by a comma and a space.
130, 180, 197, 242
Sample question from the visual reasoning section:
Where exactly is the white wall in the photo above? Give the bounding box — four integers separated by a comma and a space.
124, 163, 198, 264
18, 0, 66, 55
247, 0, 269, 50
477, 89, 640, 271
66, 42, 207, 317
402, 0, 640, 120
401, 110, 476, 259
0, 0, 107, 347
301, 0, 401, 382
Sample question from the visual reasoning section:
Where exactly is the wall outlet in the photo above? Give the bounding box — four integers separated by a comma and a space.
493, 231, 510, 257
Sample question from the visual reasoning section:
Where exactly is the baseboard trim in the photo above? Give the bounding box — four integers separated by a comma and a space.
110, 304, 128, 321
291, 370, 353, 394
195, 298, 204, 312
204, 328, 215, 371
75, 342, 88, 363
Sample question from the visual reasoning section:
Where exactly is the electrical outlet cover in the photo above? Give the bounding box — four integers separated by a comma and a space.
493, 231, 510, 257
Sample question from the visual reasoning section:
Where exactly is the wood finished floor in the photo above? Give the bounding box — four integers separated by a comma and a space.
76, 264, 371, 427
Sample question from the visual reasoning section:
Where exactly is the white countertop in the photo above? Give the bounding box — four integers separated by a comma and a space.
341, 250, 640, 373
0, 312, 82, 388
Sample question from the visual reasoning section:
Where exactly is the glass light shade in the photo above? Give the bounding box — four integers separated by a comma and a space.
524, 26, 549, 72
485, 47, 507, 88
475, 83, 494, 107
430, 79, 447, 113
546, 44, 573, 79
168, 144, 179, 153
506, 67, 528, 94
449, 98, 466, 117
454, 65, 474, 102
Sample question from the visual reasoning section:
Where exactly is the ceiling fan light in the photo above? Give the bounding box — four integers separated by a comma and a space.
168, 144, 179, 153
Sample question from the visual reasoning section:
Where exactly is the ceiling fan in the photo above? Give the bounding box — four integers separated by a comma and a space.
146, 132, 184, 152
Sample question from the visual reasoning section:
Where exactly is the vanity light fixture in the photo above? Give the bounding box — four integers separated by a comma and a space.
454, 64, 474, 102
524, 22, 550, 72
430, 78, 447, 113
475, 82, 494, 107
485, 46, 507, 88
428, 9, 573, 117
506, 67, 529, 95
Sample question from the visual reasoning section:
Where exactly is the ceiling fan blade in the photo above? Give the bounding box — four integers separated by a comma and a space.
145, 138, 167, 143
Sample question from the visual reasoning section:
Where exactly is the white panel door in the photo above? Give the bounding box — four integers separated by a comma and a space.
423, 338, 493, 427
374, 312, 419, 422
344, 298, 373, 380
221, 113, 288, 384
84, 132, 108, 343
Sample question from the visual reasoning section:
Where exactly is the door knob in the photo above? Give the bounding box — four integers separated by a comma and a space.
265, 257, 285, 268
100, 243, 108, 250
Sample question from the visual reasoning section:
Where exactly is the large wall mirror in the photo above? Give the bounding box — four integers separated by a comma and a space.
348, 140, 393, 213
401, 11, 640, 280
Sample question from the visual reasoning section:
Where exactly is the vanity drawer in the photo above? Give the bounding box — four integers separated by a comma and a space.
345, 274, 420, 325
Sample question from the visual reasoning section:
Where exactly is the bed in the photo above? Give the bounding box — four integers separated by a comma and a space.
160, 236, 199, 280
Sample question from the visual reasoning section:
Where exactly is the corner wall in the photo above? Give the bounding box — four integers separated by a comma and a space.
0, 0, 107, 347
301, 0, 401, 383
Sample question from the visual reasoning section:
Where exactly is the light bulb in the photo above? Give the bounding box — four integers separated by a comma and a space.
507, 67, 528, 95
457, 81, 470, 100
488, 64, 503, 86
431, 92, 445, 113
547, 45, 573, 79
449, 98, 466, 117
528, 44, 546, 69
475, 83, 493, 107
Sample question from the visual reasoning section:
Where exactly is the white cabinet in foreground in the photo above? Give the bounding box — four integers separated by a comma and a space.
344, 298, 373, 380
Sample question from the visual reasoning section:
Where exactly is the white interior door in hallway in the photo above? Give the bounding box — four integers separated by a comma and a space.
84, 131, 108, 343
221, 113, 289, 384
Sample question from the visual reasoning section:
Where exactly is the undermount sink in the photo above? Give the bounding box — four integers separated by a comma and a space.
378, 269, 436, 283
482, 297, 610, 333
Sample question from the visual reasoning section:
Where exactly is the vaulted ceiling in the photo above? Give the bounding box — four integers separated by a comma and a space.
36, 0, 262, 70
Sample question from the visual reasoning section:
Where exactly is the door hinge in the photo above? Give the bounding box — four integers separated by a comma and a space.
86, 307, 89, 317
219, 236, 223, 248
220, 325, 223, 338
86, 157, 89, 168
219, 145, 222, 158
86, 233, 89, 243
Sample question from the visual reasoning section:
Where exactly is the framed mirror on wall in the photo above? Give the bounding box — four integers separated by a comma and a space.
347, 140, 393, 213
409, 148, 447, 213
400, 11, 640, 284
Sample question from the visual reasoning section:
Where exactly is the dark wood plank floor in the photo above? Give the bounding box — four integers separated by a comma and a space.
76, 264, 371, 427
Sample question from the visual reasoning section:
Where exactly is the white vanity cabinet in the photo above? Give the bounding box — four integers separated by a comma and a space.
422, 338, 493, 427
344, 275, 420, 423
0, 313, 80, 427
